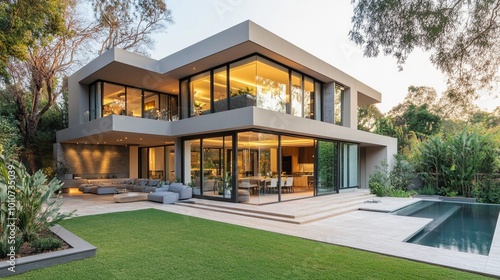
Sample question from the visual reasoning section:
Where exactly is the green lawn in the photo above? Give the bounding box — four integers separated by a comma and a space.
8, 209, 492, 279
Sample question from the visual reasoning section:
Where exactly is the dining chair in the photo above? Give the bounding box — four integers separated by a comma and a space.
267, 178, 278, 194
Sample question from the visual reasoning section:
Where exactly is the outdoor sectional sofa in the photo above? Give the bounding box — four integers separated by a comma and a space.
78, 178, 162, 194
147, 183, 193, 204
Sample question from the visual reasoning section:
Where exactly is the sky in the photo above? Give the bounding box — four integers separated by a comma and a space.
150, 0, 498, 113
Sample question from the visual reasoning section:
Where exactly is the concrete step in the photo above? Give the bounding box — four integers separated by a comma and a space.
176, 192, 377, 224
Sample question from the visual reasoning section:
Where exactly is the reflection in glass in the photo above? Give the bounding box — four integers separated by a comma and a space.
304, 77, 314, 119
334, 84, 344, 125
317, 140, 338, 195
102, 83, 126, 116
230, 57, 257, 110
148, 147, 165, 179
291, 72, 302, 117
126, 87, 142, 117
213, 67, 228, 112
190, 72, 211, 116
256, 58, 288, 113
341, 143, 358, 188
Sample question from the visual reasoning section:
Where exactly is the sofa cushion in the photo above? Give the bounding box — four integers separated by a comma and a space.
147, 180, 160, 186
136, 179, 149, 186
170, 182, 183, 188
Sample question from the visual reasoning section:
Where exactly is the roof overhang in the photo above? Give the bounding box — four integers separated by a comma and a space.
71, 21, 382, 103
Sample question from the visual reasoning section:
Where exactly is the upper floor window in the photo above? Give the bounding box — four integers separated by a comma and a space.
88, 81, 178, 122
181, 55, 319, 119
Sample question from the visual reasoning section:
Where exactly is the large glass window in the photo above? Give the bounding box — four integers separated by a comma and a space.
238, 132, 279, 204
190, 71, 211, 116
187, 55, 318, 118
291, 72, 303, 117
213, 67, 228, 112
334, 84, 344, 125
256, 58, 288, 113
304, 77, 314, 119
230, 57, 257, 110
91, 81, 177, 121
341, 143, 359, 188
316, 140, 339, 195
102, 83, 126, 116
126, 87, 142, 117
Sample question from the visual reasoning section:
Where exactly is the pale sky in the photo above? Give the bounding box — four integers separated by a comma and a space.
150, 0, 498, 113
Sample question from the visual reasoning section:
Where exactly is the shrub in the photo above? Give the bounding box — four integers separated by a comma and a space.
369, 159, 416, 197
473, 179, 500, 204
0, 152, 74, 258
389, 155, 416, 190
418, 184, 437, 195
368, 160, 390, 197
30, 237, 63, 254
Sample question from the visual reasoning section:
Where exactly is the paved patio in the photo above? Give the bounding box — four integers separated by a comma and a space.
59, 191, 500, 278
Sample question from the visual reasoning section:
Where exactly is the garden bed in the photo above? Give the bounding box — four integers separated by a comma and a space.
0, 225, 96, 277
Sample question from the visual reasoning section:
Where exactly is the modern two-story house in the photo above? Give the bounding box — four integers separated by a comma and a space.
56, 21, 397, 204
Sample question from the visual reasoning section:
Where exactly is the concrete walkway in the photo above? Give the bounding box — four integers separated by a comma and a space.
59, 191, 500, 278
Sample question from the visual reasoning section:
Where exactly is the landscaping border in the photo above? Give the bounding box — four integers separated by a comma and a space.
0, 225, 96, 277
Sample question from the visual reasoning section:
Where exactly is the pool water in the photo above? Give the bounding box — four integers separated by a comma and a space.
393, 200, 500, 255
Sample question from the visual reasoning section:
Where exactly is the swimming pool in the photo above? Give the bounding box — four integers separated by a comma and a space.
392, 200, 500, 255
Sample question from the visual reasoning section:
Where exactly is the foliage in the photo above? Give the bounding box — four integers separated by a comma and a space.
0, 153, 74, 258
350, 0, 500, 100
369, 158, 417, 197
0, 117, 21, 160
358, 104, 383, 132
7, 209, 486, 279
418, 184, 437, 196
0, 0, 173, 173
317, 141, 337, 190
91, 0, 173, 55
30, 236, 63, 254
389, 155, 416, 191
0, 0, 67, 76
472, 179, 500, 204
416, 130, 499, 197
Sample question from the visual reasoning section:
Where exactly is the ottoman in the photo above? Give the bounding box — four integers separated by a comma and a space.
79, 184, 94, 192
148, 192, 179, 204
238, 189, 250, 203
114, 192, 149, 203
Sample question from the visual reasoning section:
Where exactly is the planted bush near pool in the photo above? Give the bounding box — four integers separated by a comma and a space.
7, 209, 490, 279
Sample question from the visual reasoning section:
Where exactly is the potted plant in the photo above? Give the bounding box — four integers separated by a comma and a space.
55, 161, 72, 180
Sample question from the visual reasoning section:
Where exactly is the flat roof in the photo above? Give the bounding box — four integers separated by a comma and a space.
72, 20, 381, 103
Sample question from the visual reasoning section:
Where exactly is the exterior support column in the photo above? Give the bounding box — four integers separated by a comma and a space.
174, 138, 183, 183
343, 86, 358, 129
129, 146, 139, 178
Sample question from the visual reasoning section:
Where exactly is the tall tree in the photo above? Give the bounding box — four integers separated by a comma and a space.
0, 0, 67, 76
1, 0, 173, 172
92, 0, 173, 55
350, 0, 500, 100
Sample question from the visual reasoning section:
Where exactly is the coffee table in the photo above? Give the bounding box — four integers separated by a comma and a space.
114, 192, 148, 203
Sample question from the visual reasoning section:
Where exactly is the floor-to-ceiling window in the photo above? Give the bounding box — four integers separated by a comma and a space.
341, 143, 359, 189
184, 132, 359, 204
139, 145, 175, 181
237, 132, 280, 204
187, 136, 234, 200
316, 140, 339, 195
